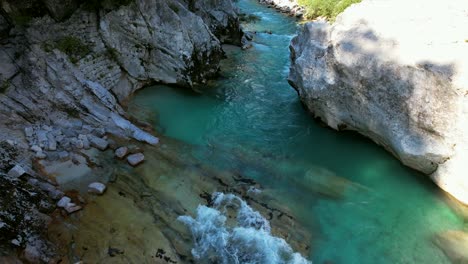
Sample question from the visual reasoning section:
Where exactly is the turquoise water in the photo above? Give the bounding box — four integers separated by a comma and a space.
131, 0, 465, 263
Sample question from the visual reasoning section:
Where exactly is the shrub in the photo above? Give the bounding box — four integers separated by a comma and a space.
0, 80, 10, 93
11, 15, 33, 26
82, 0, 134, 11
55, 36, 91, 64
298, 0, 361, 21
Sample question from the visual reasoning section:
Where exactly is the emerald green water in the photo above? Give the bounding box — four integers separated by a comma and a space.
131, 0, 465, 263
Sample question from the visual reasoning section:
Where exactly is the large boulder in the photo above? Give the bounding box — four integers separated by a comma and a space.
289, 0, 468, 203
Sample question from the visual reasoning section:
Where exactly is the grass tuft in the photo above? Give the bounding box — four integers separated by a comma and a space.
298, 0, 361, 21
55, 36, 91, 64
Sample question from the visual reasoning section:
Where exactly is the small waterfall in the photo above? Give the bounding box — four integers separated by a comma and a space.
178, 192, 311, 264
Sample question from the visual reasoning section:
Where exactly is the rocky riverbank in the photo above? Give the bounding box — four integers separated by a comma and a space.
0, 0, 241, 261
257, 0, 305, 18
288, 0, 468, 204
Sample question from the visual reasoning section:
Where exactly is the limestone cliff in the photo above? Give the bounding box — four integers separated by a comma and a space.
0, 0, 240, 261
289, 0, 468, 204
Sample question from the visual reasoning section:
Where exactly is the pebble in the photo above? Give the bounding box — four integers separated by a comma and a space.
57, 196, 71, 208
127, 153, 145, 166
114, 147, 128, 159
88, 182, 106, 195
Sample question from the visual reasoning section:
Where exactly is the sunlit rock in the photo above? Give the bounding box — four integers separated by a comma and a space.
289, 0, 468, 204
127, 153, 145, 167
88, 182, 107, 195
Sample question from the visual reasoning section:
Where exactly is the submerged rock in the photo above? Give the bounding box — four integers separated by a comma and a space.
433, 230, 468, 263
127, 153, 145, 167
289, 0, 468, 204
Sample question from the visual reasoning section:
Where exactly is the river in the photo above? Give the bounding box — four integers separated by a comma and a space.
49, 0, 465, 263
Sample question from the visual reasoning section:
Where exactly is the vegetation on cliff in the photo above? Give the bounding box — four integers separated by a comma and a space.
298, 0, 361, 20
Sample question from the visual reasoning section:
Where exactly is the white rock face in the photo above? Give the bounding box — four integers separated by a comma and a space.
289, 0, 468, 203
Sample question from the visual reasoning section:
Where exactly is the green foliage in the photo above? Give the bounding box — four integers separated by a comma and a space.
0, 80, 10, 93
82, 0, 134, 11
169, 3, 180, 13
107, 47, 119, 61
298, 0, 361, 21
11, 15, 33, 26
55, 36, 91, 64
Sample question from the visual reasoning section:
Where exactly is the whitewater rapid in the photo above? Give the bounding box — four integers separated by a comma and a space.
178, 193, 312, 264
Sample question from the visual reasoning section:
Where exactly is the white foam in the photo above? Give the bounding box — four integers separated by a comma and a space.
178, 192, 312, 264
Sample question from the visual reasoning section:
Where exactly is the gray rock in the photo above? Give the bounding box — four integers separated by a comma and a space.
88, 182, 106, 195
57, 196, 71, 208
64, 203, 81, 214
78, 134, 90, 149
46, 133, 57, 151
127, 153, 145, 167
7, 165, 26, 178
71, 119, 83, 129
58, 151, 70, 160
63, 129, 77, 138
115, 147, 128, 159
71, 137, 84, 149
35, 151, 47, 159
289, 0, 468, 204
92, 127, 106, 137
24, 127, 34, 138
52, 129, 63, 136
49, 188, 64, 200
37, 130, 48, 146
24, 242, 41, 263
88, 135, 109, 150
31, 145, 42, 153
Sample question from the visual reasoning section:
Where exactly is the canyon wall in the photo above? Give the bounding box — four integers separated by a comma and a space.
289, 0, 468, 204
